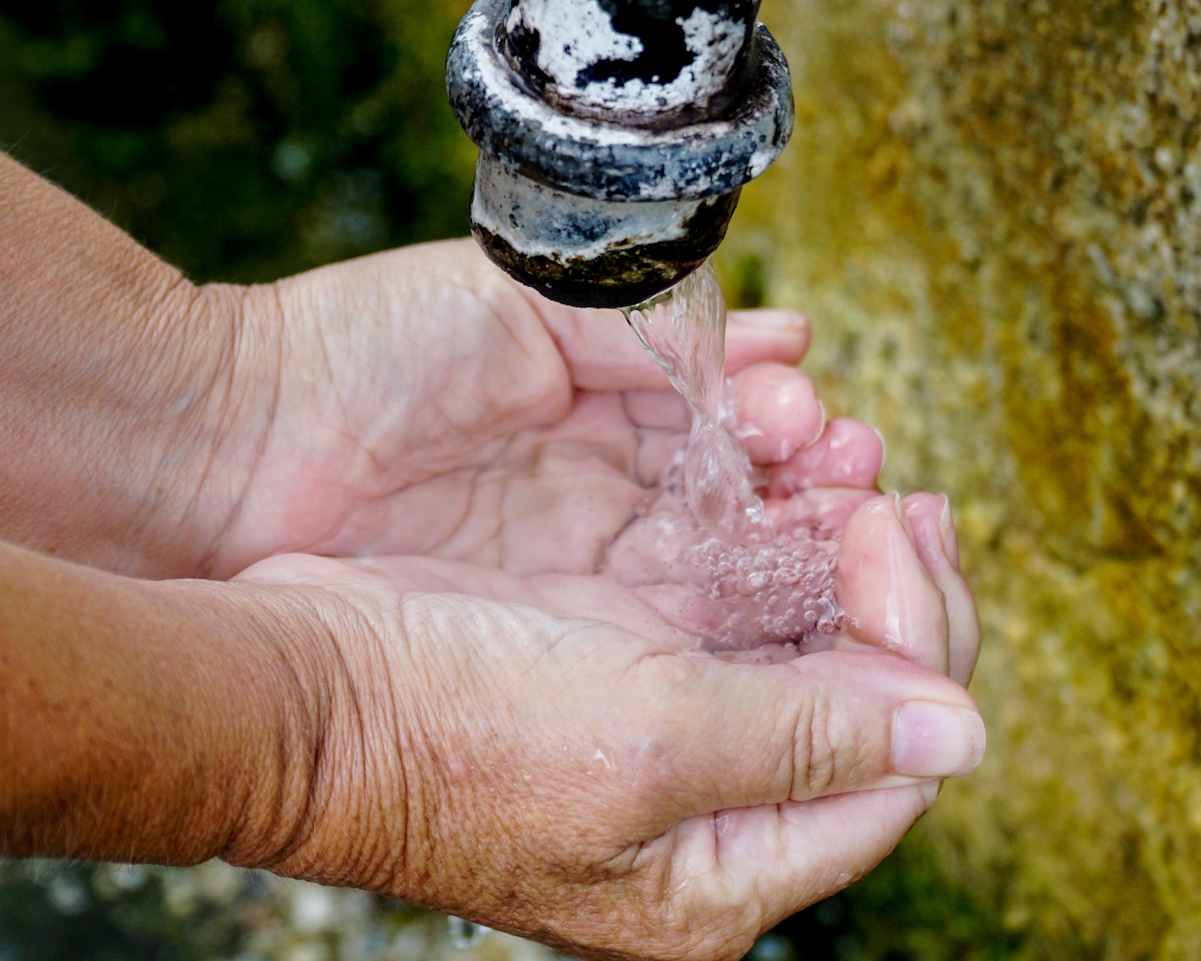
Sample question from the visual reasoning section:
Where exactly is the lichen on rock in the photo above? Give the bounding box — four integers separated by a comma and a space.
718, 1, 1201, 956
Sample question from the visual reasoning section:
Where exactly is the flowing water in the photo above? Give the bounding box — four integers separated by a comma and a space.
606, 262, 848, 650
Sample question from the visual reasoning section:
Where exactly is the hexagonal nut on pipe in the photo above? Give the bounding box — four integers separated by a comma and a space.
446, 0, 795, 309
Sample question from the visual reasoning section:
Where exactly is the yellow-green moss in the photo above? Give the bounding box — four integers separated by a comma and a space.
719, 1, 1201, 956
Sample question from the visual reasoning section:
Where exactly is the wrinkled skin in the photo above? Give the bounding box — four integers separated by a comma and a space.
213, 240, 975, 679
190, 240, 981, 961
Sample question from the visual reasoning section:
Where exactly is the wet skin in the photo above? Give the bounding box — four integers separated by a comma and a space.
0, 154, 983, 961
208, 241, 983, 957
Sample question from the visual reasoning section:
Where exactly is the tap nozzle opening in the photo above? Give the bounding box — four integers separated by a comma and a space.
447, 0, 794, 309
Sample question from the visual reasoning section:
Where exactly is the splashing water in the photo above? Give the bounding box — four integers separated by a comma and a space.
621, 261, 763, 536
606, 262, 848, 649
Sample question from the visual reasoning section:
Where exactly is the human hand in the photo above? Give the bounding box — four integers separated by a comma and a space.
203, 237, 976, 671
182, 239, 809, 577
2, 154, 804, 582
227, 535, 983, 961
0, 184, 984, 960
0, 458, 980, 961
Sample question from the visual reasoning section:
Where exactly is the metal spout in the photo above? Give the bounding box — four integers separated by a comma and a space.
447, 0, 794, 309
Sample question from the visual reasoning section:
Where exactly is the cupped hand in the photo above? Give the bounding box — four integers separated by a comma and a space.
206, 240, 984, 959
203, 239, 807, 577
206, 237, 979, 679
232, 544, 983, 961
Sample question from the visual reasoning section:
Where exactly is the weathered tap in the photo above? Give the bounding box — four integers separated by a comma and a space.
446, 0, 794, 309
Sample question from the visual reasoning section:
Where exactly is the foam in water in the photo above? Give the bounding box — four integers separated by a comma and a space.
604, 262, 850, 650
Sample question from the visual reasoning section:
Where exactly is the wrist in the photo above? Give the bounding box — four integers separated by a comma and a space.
220, 560, 417, 892
0, 545, 322, 866
0, 153, 282, 578
132, 279, 284, 579
159, 575, 333, 868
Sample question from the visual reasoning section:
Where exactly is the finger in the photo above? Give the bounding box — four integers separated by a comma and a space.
671, 784, 935, 931
726, 309, 810, 369
727, 363, 825, 465
620, 649, 983, 829
835, 493, 950, 674
633, 429, 688, 486
540, 303, 673, 392
396, 241, 809, 392
763, 487, 878, 532
901, 494, 981, 687
624, 390, 692, 431
538, 302, 810, 393
767, 419, 885, 497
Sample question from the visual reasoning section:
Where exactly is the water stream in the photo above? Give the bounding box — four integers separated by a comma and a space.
607, 262, 848, 649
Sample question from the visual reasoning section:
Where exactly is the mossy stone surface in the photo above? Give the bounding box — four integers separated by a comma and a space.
718, 1, 1201, 956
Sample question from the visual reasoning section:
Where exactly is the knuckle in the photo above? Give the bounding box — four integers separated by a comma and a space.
794, 689, 838, 797
802, 695, 879, 797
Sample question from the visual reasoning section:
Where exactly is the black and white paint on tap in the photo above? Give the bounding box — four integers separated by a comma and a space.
502, 0, 762, 120
446, 0, 795, 308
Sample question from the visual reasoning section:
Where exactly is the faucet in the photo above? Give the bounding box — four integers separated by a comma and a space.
446, 0, 794, 309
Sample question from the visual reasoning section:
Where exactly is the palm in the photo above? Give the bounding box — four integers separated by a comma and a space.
212, 240, 810, 574
220, 238, 974, 674
225, 241, 982, 957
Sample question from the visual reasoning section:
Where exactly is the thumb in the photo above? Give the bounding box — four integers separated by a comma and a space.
616, 649, 985, 835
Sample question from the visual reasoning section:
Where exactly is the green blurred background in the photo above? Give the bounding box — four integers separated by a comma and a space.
4, 0, 1201, 958
0, 0, 476, 283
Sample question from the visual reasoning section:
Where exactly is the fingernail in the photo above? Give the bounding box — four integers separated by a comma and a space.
804, 400, 827, 448
918, 780, 941, 806
937, 495, 960, 569
890, 491, 915, 545
737, 309, 809, 330
870, 425, 887, 467
892, 701, 986, 778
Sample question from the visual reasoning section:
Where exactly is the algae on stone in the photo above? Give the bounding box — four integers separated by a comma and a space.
719, 1, 1201, 957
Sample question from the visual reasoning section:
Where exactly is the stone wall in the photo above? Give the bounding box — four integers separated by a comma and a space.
718, 1, 1201, 956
